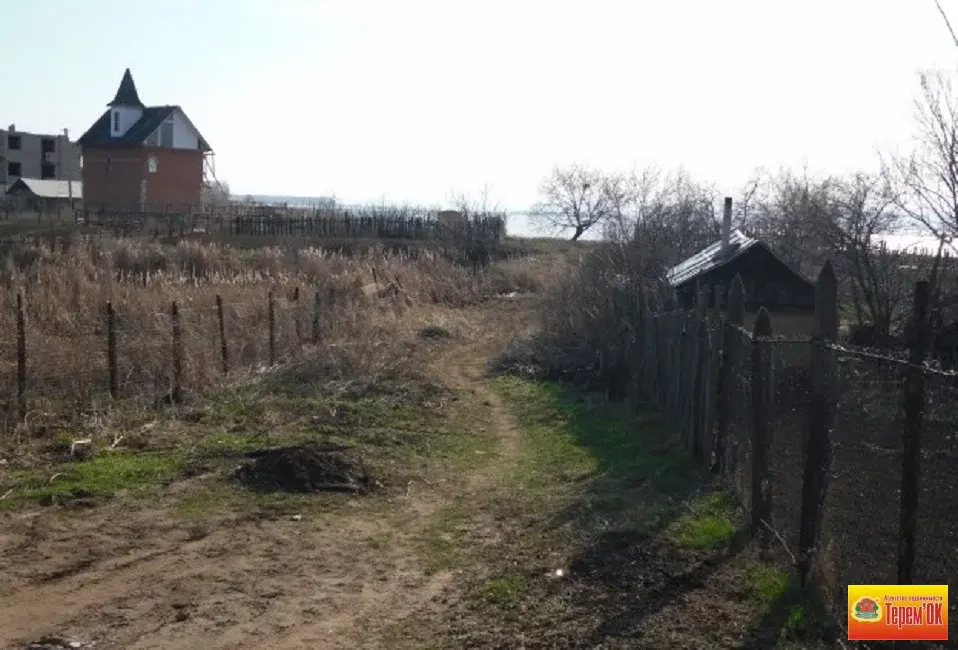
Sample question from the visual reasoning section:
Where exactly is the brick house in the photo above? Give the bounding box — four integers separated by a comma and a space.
77, 68, 212, 212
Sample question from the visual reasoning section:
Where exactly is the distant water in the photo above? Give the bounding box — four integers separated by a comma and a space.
238, 194, 540, 238
872, 233, 953, 254
238, 196, 953, 249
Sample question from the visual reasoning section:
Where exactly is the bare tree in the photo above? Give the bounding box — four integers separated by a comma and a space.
735, 169, 765, 232
890, 71, 958, 244
601, 166, 665, 243
745, 167, 835, 277
530, 164, 617, 242
814, 173, 912, 340
202, 180, 231, 206
597, 167, 720, 285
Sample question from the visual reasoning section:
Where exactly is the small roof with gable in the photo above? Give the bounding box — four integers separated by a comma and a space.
666, 229, 812, 290
5, 178, 82, 199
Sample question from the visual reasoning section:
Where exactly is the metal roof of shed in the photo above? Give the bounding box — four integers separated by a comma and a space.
5, 178, 82, 199
666, 229, 759, 287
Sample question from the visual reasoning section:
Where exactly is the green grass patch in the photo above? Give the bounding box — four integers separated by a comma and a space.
1, 452, 180, 507
744, 562, 827, 640
746, 563, 792, 603
481, 574, 526, 606
198, 432, 273, 454
492, 375, 697, 496
198, 399, 269, 429
667, 490, 738, 549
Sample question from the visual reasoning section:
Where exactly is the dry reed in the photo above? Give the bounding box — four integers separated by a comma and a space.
0, 237, 545, 438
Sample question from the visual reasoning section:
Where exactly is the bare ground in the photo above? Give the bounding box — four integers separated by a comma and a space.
0, 297, 833, 649
0, 301, 528, 650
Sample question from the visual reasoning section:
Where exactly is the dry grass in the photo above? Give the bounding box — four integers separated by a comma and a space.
494, 246, 647, 396
0, 237, 568, 444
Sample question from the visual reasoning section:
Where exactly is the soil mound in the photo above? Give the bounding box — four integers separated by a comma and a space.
232, 442, 373, 494
23, 636, 94, 650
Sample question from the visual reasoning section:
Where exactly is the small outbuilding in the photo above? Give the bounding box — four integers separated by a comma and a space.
666, 202, 816, 335
4, 177, 81, 213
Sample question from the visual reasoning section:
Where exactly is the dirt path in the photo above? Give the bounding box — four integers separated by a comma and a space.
0, 302, 530, 650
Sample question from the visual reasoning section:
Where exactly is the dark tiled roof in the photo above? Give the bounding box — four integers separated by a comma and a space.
77, 106, 212, 152
108, 68, 144, 108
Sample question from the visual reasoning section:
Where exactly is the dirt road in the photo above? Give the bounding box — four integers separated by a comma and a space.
0, 303, 529, 650
1, 297, 832, 649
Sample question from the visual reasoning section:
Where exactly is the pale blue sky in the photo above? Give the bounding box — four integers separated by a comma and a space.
5, 0, 957, 210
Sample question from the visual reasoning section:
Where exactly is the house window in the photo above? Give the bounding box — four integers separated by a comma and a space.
7, 161, 21, 177
41, 138, 55, 154
40, 163, 55, 179
113, 111, 120, 132
7, 135, 20, 150
147, 156, 158, 173
159, 120, 174, 147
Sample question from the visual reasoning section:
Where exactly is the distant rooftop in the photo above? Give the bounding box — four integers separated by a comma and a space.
5, 178, 81, 200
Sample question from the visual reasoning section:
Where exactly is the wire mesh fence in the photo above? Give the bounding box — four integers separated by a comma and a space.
915, 371, 958, 589
628, 270, 956, 642
0, 287, 379, 437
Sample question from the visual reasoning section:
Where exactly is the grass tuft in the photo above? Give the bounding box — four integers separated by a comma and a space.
667, 490, 738, 549
482, 575, 526, 606
744, 562, 827, 640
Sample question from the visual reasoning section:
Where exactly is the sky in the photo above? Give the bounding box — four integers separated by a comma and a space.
5, 0, 958, 219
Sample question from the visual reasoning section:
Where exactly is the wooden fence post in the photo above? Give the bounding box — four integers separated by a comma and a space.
702, 285, 723, 466
898, 280, 929, 585
171, 301, 183, 403
106, 301, 118, 399
713, 275, 745, 473
268, 291, 276, 365
689, 283, 709, 457
751, 307, 774, 538
292, 286, 302, 345
216, 295, 228, 376
634, 289, 648, 404
798, 261, 839, 586
648, 292, 663, 408
312, 290, 321, 344
673, 312, 688, 423
16, 292, 26, 422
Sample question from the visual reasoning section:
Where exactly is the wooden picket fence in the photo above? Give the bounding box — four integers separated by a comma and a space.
622, 262, 957, 635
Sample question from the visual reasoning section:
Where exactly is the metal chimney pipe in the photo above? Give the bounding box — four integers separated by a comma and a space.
721, 197, 732, 251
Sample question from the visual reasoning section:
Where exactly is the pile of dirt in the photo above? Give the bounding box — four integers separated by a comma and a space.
418, 325, 453, 341
232, 442, 373, 494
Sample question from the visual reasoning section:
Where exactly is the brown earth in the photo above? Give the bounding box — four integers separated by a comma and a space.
0, 302, 526, 650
